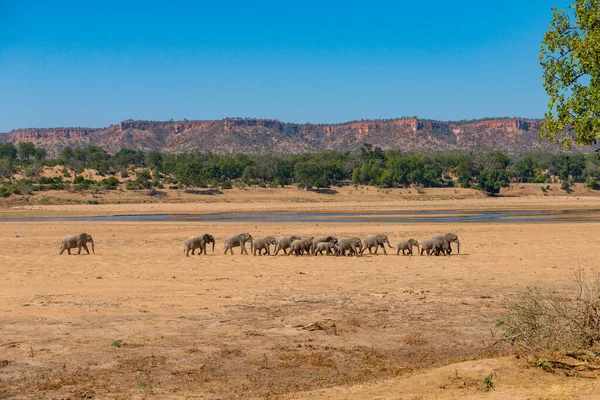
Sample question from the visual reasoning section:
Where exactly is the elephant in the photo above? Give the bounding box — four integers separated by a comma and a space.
59, 233, 95, 255
314, 241, 336, 256
224, 233, 253, 255
337, 237, 363, 256
396, 238, 420, 256
430, 233, 460, 255
311, 236, 338, 255
252, 236, 277, 256
274, 235, 301, 255
288, 238, 314, 256
420, 238, 446, 256
361, 234, 394, 255
184, 234, 215, 257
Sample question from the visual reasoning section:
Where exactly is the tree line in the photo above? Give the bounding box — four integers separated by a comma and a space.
0, 142, 599, 197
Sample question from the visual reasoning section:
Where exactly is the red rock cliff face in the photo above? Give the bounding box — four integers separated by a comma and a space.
224, 118, 283, 130
467, 119, 541, 132
7, 117, 564, 156
10, 128, 97, 142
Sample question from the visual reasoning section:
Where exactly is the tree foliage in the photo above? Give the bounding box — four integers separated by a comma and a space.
540, 0, 600, 147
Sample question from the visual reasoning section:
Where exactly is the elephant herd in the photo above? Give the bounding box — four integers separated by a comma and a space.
58, 232, 460, 257
182, 232, 460, 257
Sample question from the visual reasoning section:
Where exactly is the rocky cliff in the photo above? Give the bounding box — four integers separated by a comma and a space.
5, 117, 567, 156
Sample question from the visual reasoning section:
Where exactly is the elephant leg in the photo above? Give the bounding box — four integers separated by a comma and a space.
67, 248, 72, 255
77, 246, 82, 255
83, 244, 90, 254
59, 246, 65, 255
241, 244, 247, 255
373, 245, 379, 254
381, 244, 387, 255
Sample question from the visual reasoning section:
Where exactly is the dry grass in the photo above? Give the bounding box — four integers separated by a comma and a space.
113, 355, 167, 373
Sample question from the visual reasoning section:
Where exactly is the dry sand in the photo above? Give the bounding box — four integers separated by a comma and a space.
2, 192, 600, 398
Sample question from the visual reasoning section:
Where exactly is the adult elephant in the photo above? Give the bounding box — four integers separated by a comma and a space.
361, 234, 394, 255
311, 236, 337, 255
60, 233, 95, 255
274, 235, 301, 255
396, 238, 420, 256
253, 236, 277, 256
337, 237, 363, 256
224, 233, 253, 255
430, 233, 460, 255
184, 234, 215, 257
420, 238, 445, 256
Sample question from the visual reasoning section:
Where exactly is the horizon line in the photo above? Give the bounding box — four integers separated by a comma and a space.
1, 115, 545, 133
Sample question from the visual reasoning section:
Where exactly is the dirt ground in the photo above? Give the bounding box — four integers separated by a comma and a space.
2, 194, 600, 399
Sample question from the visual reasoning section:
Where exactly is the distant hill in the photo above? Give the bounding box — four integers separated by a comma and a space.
2, 117, 577, 156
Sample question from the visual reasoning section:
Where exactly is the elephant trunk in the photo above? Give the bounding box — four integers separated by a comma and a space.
91, 241, 95, 254
387, 241, 394, 248
456, 240, 460, 254
212, 241, 215, 253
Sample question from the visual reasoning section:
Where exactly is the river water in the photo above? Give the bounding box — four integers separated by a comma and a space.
2, 209, 600, 223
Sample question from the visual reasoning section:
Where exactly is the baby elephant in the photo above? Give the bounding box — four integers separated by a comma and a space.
60, 233, 95, 255
314, 241, 336, 256
253, 236, 278, 256
420, 238, 445, 256
396, 238, 420, 256
288, 238, 314, 256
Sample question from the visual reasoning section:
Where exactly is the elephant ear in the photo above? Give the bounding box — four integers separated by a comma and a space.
202, 233, 210, 241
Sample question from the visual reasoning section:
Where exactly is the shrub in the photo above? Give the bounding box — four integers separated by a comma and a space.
101, 176, 120, 190
561, 181, 571, 193
222, 180, 233, 189
585, 178, 598, 190
125, 180, 141, 190
498, 269, 600, 353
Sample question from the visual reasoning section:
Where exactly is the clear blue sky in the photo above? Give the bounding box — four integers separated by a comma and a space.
0, 0, 570, 131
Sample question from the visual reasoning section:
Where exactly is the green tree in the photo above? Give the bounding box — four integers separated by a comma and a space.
144, 150, 163, 171
294, 162, 327, 189
18, 142, 36, 163
0, 143, 17, 160
540, 0, 600, 147
477, 168, 510, 195
513, 155, 537, 183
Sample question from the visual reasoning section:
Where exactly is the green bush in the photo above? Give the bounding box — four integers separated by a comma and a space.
585, 178, 598, 190
101, 176, 120, 190
561, 181, 571, 192
125, 180, 141, 190
222, 180, 233, 189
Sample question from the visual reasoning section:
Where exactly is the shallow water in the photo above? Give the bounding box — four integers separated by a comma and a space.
2, 209, 600, 223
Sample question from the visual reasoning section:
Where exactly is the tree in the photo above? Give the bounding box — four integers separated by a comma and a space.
477, 168, 510, 196
0, 143, 17, 160
294, 162, 327, 189
18, 142, 36, 163
540, 0, 600, 147
144, 150, 163, 171
513, 156, 537, 183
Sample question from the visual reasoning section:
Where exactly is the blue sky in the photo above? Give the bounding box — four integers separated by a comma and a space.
0, 0, 570, 131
